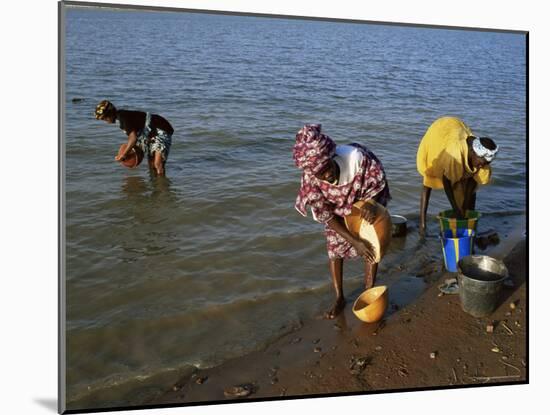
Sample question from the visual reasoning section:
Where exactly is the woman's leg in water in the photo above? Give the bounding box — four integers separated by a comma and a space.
325, 258, 346, 319
153, 151, 165, 176
419, 185, 432, 237
364, 261, 378, 290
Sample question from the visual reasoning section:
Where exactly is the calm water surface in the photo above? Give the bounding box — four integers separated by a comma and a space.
64, 7, 526, 407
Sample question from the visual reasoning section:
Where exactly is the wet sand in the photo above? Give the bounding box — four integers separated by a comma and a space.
150, 236, 527, 406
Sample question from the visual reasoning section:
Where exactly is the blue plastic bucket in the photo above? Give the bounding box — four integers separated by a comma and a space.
440, 229, 475, 272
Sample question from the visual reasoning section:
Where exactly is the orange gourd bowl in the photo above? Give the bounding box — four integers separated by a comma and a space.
352, 285, 388, 323
118, 144, 144, 169
344, 200, 392, 263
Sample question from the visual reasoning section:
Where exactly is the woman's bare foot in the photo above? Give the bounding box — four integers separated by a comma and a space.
419, 223, 426, 239
323, 297, 346, 319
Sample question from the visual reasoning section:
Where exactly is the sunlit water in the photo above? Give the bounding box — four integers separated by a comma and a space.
63, 6, 526, 407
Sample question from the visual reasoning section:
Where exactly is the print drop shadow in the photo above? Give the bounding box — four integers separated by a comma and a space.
34, 398, 57, 412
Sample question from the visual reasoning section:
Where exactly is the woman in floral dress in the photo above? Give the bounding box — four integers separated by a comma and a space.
293, 124, 390, 319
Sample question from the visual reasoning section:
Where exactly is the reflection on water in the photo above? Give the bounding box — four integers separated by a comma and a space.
121, 174, 175, 198
150, 175, 172, 196
121, 175, 148, 196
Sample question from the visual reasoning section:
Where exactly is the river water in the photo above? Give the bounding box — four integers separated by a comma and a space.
63, 5, 526, 408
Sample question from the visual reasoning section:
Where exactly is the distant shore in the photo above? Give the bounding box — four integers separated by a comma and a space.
149, 234, 526, 406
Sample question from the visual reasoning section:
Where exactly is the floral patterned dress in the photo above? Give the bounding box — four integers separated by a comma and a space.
295, 143, 390, 259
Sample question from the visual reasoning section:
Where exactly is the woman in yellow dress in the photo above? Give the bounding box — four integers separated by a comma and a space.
416, 117, 499, 236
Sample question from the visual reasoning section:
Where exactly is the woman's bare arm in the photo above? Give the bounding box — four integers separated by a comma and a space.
442, 175, 464, 218
326, 216, 376, 263
115, 130, 138, 161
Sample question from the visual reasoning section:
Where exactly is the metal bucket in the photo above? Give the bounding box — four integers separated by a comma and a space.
390, 215, 407, 237
457, 255, 509, 318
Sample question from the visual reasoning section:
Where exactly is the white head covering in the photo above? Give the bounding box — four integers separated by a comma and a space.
472, 137, 499, 162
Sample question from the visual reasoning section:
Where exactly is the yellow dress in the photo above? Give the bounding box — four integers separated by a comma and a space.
416, 117, 491, 208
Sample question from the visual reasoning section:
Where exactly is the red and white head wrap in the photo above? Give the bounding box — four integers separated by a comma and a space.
292, 124, 336, 175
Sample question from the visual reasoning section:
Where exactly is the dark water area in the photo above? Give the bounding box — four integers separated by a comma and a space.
63, 6, 526, 407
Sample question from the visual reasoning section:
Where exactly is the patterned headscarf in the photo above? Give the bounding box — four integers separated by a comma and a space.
292, 124, 337, 175
95, 100, 116, 120
472, 137, 499, 162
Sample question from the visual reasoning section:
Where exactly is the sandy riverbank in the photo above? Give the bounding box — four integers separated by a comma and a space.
148, 235, 526, 406
64, 225, 527, 412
